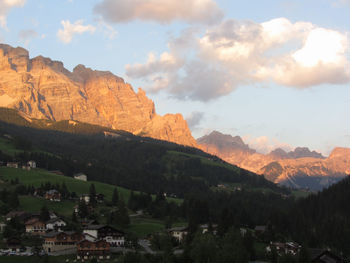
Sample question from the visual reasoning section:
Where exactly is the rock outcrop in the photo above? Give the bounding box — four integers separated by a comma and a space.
0, 44, 197, 147
197, 130, 349, 189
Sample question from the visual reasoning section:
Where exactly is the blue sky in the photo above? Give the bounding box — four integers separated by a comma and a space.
0, 0, 349, 155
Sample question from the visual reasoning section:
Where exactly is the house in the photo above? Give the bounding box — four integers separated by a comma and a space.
45, 189, 61, 202
6, 237, 21, 251
266, 242, 301, 256
83, 225, 125, 247
77, 239, 110, 260
25, 218, 46, 235
46, 217, 66, 231
80, 194, 90, 204
168, 226, 188, 242
27, 160, 36, 168
7, 162, 19, 168
74, 173, 87, 181
311, 249, 347, 263
43, 231, 84, 254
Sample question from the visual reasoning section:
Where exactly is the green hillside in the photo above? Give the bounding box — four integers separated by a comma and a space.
0, 107, 285, 199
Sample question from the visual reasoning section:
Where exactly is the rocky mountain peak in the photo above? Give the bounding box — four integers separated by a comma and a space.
288, 147, 324, 159
0, 43, 196, 147
269, 148, 288, 159
197, 130, 253, 152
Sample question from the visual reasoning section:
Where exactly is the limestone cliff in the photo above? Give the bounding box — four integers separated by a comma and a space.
0, 44, 197, 147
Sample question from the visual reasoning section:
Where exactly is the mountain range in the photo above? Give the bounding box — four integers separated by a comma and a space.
198, 131, 350, 190
1, 43, 349, 190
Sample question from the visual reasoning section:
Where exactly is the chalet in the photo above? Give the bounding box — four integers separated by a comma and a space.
266, 242, 301, 256
80, 194, 90, 204
43, 231, 84, 254
74, 173, 87, 181
25, 218, 46, 235
311, 249, 347, 263
77, 239, 110, 260
7, 162, 19, 168
168, 226, 188, 242
45, 189, 61, 201
27, 160, 36, 168
46, 217, 66, 231
83, 225, 125, 247
6, 237, 21, 251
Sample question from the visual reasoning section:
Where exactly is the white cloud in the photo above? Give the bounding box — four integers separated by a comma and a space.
94, 0, 223, 25
243, 135, 292, 154
18, 29, 38, 45
186, 111, 205, 130
57, 20, 96, 44
126, 17, 350, 101
0, 0, 26, 28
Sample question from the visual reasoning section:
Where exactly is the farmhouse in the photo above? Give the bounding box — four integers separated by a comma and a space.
25, 218, 46, 235
27, 160, 36, 168
83, 225, 125, 247
77, 239, 110, 260
46, 217, 66, 231
168, 226, 188, 242
74, 173, 87, 181
43, 231, 84, 254
7, 162, 19, 168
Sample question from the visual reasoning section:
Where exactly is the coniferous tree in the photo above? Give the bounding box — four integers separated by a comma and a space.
112, 188, 119, 206
78, 200, 89, 218
9, 191, 20, 209
40, 205, 50, 222
116, 198, 130, 227
89, 183, 97, 206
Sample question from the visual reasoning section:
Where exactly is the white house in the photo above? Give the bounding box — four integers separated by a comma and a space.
83, 225, 125, 247
27, 160, 36, 168
168, 226, 188, 242
46, 218, 66, 232
74, 173, 87, 181
79, 194, 90, 204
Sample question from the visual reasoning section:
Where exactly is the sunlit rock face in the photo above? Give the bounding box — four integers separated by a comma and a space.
197, 130, 349, 189
0, 44, 197, 147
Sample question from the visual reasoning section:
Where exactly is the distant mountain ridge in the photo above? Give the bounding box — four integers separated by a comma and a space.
0, 43, 196, 147
197, 131, 349, 190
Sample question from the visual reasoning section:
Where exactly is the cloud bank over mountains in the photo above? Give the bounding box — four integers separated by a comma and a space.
126, 17, 350, 101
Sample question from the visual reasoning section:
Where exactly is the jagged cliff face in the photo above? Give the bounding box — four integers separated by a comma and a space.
197, 131, 349, 189
0, 44, 197, 147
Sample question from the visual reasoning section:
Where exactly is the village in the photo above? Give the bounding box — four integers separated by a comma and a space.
0, 160, 343, 263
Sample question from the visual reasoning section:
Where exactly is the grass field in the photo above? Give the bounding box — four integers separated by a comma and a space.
0, 167, 133, 201
0, 167, 182, 204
